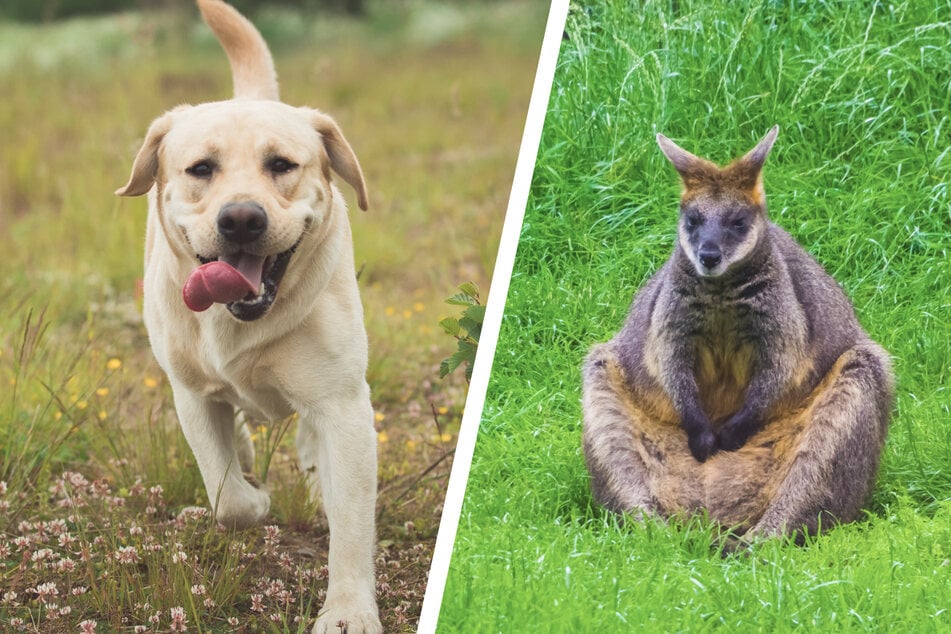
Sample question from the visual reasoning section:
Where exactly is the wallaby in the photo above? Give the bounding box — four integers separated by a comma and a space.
582, 126, 893, 540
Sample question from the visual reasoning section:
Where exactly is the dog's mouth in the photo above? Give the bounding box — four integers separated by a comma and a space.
183, 243, 298, 322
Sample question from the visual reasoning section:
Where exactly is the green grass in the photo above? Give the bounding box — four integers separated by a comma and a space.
0, 2, 547, 631
439, 0, 950, 631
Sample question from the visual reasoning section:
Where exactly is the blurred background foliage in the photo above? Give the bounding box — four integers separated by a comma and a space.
2, 0, 358, 21
0, 0, 356, 22
0, 0, 509, 22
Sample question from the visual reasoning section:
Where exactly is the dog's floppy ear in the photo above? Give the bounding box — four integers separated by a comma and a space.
311, 111, 368, 211
115, 113, 174, 197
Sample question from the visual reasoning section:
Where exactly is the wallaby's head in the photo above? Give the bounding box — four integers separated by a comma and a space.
656, 126, 779, 278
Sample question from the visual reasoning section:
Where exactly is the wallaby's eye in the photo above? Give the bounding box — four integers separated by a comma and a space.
684, 215, 702, 229
185, 160, 215, 178
732, 218, 746, 230
267, 157, 298, 175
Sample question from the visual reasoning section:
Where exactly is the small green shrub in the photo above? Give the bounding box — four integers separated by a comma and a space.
438, 282, 483, 383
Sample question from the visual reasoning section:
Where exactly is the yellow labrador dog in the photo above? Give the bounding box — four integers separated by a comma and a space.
116, 1, 380, 631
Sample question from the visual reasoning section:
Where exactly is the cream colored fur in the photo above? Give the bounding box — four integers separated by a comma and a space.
116, 1, 380, 631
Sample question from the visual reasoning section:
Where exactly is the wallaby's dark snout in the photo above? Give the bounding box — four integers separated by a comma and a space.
697, 243, 722, 269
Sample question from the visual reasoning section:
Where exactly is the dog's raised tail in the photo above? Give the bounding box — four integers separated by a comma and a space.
198, 0, 279, 101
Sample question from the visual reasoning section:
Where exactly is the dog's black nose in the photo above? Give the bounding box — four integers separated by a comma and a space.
218, 202, 268, 244
698, 245, 722, 269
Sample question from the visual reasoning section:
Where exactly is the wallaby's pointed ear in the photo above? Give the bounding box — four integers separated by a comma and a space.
116, 114, 174, 197
741, 124, 779, 172
656, 133, 717, 187
657, 133, 700, 173
727, 125, 779, 191
311, 111, 368, 211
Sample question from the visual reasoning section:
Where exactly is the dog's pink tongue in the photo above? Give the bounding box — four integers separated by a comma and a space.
182, 260, 261, 312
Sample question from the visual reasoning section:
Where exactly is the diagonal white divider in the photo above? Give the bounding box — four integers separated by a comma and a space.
417, 2, 571, 631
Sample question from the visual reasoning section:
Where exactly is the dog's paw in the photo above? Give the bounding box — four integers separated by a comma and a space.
214, 482, 270, 529
313, 605, 382, 634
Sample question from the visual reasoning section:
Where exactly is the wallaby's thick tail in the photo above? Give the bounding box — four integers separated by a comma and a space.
198, 0, 279, 101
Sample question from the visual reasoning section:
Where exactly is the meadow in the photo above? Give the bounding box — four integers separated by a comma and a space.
439, 0, 950, 632
0, 2, 547, 631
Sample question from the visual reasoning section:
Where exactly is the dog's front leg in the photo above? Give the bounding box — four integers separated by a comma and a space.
172, 387, 271, 529
297, 385, 381, 634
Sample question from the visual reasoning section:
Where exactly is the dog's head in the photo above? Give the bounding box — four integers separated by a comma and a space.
116, 0, 367, 321
117, 102, 367, 320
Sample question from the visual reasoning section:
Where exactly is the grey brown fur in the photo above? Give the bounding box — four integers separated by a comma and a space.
582, 126, 893, 539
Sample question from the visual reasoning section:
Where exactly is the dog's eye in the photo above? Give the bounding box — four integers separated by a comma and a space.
185, 161, 215, 178
268, 158, 298, 175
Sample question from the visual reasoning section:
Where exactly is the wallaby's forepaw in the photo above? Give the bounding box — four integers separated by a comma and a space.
716, 412, 758, 452
687, 427, 717, 462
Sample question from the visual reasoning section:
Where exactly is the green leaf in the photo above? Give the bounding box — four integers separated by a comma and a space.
439, 316, 461, 337
439, 281, 484, 384
446, 292, 478, 307
462, 304, 486, 328
458, 281, 480, 299
439, 357, 458, 379
458, 316, 481, 340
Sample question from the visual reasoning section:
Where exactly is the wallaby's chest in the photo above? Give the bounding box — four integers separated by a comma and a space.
689, 299, 758, 421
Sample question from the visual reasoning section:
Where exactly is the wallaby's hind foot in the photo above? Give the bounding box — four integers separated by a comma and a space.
582, 344, 658, 517
749, 341, 893, 538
